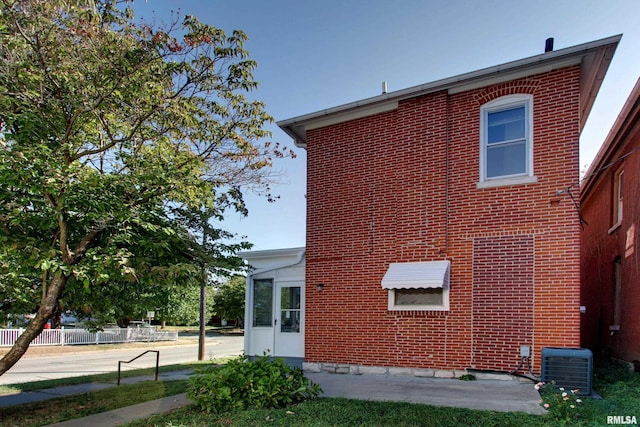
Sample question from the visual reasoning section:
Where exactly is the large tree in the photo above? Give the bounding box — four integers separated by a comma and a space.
213, 275, 246, 327
0, 0, 291, 376
58, 208, 243, 329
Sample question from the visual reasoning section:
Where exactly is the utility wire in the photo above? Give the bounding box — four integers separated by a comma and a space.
557, 145, 639, 229
573, 145, 640, 190
567, 187, 588, 230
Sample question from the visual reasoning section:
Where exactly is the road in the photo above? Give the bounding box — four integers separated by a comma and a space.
0, 335, 244, 385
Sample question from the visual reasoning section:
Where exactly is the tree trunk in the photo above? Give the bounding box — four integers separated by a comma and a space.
117, 317, 131, 328
51, 302, 63, 329
0, 272, 69, 376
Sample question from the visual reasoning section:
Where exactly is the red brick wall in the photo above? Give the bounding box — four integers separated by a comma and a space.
472, 235, 534, 370
581, 118, 640, 363
305, 66, 582, 372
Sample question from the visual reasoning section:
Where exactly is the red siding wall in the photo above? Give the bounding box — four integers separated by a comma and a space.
305, 66, 582, 372
581, 118, 640, 363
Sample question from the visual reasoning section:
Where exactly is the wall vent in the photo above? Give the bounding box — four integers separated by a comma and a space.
541, 347, 593, 395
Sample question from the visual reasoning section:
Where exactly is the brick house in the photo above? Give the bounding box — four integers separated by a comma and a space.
243, 35, 620, 376
581, 77, 640, 366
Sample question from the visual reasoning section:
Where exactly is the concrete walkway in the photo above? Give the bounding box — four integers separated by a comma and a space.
45, 394, 190, 427
0, 370, 546, 427
307, 372, 546, 415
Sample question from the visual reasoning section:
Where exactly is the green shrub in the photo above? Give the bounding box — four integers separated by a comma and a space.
187, 354, 322, 413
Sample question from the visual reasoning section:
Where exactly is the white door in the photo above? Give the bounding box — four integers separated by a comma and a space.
274, 281, 304, 357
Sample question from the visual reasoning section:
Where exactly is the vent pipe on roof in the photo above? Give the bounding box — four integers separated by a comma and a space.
545, 37, 554, 52
382, 81, 388, 94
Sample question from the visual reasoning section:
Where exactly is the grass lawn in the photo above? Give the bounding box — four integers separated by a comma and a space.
0, 362, 202, 396
0, 379, 189, 427
161, 326, 243, 335
124, 398, 549, 427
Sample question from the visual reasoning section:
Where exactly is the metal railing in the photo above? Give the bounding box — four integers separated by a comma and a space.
0, 327, 178, 347
118, 350, 160, 386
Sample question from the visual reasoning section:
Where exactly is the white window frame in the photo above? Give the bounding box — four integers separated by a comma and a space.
609, 169, 623, 233
387, 287, 450, 311
478, 94, 537, 189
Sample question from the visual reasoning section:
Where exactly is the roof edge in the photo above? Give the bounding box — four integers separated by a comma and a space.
238, 246, 305, 260
581, 77, 640, 201
278, 34, 621, 148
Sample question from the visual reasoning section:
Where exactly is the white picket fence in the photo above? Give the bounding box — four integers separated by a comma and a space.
0, 326, 178, 347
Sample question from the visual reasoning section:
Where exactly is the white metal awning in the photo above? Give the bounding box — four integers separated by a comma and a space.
381, 261, 450, 289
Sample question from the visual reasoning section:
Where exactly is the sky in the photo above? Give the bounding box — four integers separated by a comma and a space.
134, 0, 640, 251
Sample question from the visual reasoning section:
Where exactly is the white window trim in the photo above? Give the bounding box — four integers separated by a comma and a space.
387, 288, 450, 311
478, 94, 536, 188
609, 169, 624, 234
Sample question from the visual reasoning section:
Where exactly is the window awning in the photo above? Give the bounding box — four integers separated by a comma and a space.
381, 261, 450, 289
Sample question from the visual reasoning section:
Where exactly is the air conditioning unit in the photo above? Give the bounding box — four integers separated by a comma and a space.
541, 347, 592, 395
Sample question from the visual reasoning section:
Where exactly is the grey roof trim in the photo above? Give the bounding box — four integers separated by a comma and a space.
278, 35, 621, 148
239, 246, 305, 261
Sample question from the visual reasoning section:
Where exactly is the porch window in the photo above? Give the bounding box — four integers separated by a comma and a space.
280, 286, 301, 333
252, 279, 273, 327
382, 261, 450, 311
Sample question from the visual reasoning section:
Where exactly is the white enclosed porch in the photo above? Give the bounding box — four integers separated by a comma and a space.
240, 247, 305, 367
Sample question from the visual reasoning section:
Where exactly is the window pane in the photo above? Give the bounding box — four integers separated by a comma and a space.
252, 279, 273, 327
280, 310, 300, 333
280, 287, 301, 310
280, 287, 300, 333
617, 171, 624, 223
395, 288, 443, 306
487, 141, 526, 178
488, 107, 525, 144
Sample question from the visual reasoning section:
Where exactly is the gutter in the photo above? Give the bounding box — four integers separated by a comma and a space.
242, 248, 306, 278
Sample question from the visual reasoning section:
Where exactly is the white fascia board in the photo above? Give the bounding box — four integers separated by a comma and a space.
305, 101, 399, 131
277, 102, 398, 149
446, 57, 581, 95
239, 247, 305, 260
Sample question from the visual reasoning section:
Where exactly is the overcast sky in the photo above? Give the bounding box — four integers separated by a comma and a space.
135, 0, 640, 251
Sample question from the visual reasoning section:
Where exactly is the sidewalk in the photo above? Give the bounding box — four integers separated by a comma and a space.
45, 393, 190, 427
0, 369, 192, 409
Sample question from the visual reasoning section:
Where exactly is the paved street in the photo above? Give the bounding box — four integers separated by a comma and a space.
0, 334, 244, 385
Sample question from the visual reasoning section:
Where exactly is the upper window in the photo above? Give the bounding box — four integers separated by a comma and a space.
479, 95, 536, 188
610, 169, 624, 232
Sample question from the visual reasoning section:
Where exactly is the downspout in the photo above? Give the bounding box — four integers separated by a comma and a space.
445, 93, 450, 253
444, 93, 451, 365
243, 275, 251, 355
